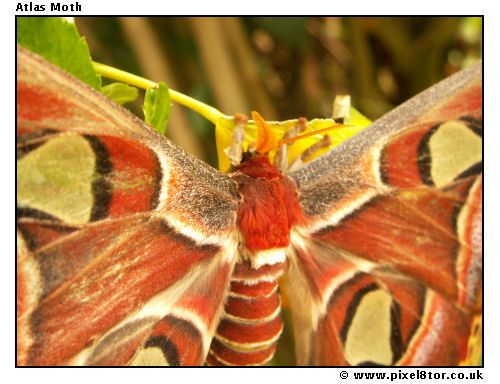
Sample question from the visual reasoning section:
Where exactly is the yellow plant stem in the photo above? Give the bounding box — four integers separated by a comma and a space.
93, 61, 228, 125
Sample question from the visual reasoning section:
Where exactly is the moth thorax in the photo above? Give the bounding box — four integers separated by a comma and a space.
232, 156, 305, 255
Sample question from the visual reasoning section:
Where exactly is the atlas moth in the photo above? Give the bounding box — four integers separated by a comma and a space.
16, 45, 482, 366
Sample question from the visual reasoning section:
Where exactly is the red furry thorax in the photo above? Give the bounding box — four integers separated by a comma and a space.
232, 154, 305, 253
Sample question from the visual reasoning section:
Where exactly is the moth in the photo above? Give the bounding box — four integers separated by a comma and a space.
17, 45, 482, 366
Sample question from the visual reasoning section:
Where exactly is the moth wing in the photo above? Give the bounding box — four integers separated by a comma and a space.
286, 62, 482, 365
17, 46, 239, 365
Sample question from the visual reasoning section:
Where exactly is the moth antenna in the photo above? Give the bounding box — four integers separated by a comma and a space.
277, 123, 351, 148
272, 116, 351, 172
274, 117, 308, 171
253, 111, 279, 154
299, 133, 332, 161
224, 113, 248, 166
287, 134, 332, 172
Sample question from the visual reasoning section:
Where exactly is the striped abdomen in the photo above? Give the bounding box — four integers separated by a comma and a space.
206, 154, 305, 365
206, 259, 285, 365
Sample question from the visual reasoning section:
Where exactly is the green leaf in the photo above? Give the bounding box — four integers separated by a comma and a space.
142, 82, 171, 135
102, 82, 139, 105
17, 17, 101, 90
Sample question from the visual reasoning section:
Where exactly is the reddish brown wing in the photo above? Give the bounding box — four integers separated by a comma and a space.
17, 46, 240, 366
286, 62, 482, 365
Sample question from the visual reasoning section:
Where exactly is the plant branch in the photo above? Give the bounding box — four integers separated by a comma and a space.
93, 61, 228, 125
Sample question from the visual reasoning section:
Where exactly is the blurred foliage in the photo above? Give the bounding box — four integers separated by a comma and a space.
75, 16, 482, 169
17, 17, 101, 90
